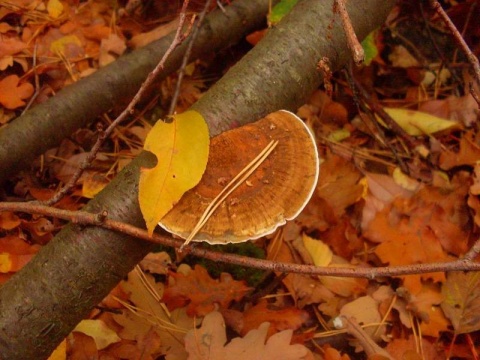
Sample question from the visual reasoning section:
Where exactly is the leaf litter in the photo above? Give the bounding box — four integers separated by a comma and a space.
1, 0, 480, 359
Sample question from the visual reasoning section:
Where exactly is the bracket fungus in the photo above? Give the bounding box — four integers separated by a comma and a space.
159, 110, 319, 245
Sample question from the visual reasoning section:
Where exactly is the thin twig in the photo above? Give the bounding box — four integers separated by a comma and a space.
463, 237, 480, 262
470, 82, 480, 106
168, 0, 213, 114
334, 0, 364, 65
429, 0, 480, 92
1, 201, 480, 278
42, 0, 194, 206
22, 42, 40, 115
351, 75, 419, 150
346, 68, 411, 174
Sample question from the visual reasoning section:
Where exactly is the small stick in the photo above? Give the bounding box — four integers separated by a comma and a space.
463, 237, 480, 262
429, 0, 480, 92
334, 0, 364, 65
42, 0, 194, 206
169, 0, 213, 114
1, 201, 480, 277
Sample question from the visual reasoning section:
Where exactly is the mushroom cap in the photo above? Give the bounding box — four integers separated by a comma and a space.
158, 110, 319, 244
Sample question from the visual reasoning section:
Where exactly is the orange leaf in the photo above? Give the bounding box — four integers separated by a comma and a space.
0, 211, 21, 230
0, 235, 41, 254
0, 253, 35, 273
162, 265, 251, 316
0, 37, 27, 58
225, 299, 309, 337
0, 75, 34, 109
365, 206, 448, 293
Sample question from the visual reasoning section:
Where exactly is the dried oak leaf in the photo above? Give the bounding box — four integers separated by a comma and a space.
0, 37, 27, 58
385, 336, 445, 360
316, 154, 363, 219
184, 311, 313, 360
441, 271, 480, 334
222, 299, 309, 338
0, 75, 34, 109
162, 265, 251, 316
396, 283, 450, 337
439, 131, 480, 170
365, 206, 449, 293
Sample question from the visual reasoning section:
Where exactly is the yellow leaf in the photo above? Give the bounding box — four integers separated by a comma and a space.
82, 173, 108, 199
73, 319, 120, 350
392, 167, 420, 192
47, 0, 64, 19
139, 111, 209, 235
0, 253, 12, 272
378, 108, 460, 136
327, 128, 350, 142
50, 35, 81, 55
302, 234, 332, 267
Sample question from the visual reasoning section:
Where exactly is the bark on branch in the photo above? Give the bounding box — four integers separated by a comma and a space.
0, 0, 395, 358
0, 0, 271, 184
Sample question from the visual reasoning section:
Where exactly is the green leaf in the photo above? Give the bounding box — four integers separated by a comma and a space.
139, 111, 209, 235
361, 30, 378, 66
268, 0, 298, 25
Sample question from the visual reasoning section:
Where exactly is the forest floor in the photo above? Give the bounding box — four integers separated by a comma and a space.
0, 0, 480, 359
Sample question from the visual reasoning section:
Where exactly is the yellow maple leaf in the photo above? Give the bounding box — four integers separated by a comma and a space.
139, 111, 209, 235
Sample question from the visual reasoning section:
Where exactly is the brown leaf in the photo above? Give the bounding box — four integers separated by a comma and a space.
396, 283, 450, 337
385, 336, 445, 360
441, 271, 480, 334
316, 154, 363, 219
439, 131, 480, 170
223, 299, 309, 338
162, 265, 251, 316
68, 332, 98, 360
0, 211, 20, 230
184, 311, 313, 360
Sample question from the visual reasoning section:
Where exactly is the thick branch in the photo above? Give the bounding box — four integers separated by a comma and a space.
0, 0, 395, 358
0, 0, 271, 185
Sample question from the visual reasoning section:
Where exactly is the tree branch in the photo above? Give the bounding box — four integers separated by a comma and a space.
0, 0, 272, 185
1, 201, 479, 277
0, 0, 395, 358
